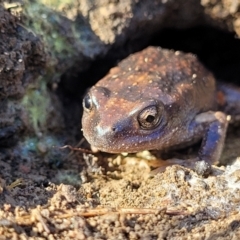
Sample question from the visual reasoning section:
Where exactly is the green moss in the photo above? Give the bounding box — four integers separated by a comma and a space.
22, 0, 82, 71
21, 80, 50, 135
40, 0, 74, 8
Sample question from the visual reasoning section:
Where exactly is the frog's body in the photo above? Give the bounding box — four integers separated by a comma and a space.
82, 47, 237, 175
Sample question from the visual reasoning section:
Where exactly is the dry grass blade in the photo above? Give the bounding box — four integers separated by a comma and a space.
6, 179, 24, 190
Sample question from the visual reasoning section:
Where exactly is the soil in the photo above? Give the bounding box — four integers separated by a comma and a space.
1, 128, 240, 239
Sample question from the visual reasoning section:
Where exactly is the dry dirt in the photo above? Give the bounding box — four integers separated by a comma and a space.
1, 128, 240, 239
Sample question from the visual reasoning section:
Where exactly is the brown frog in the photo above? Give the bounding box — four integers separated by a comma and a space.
82, 46, 240, 175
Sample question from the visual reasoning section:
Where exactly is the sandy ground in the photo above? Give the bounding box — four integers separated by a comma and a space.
1, 127, 240, 239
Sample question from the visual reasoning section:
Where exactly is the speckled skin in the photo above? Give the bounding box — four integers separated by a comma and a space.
82, 47, 229, 174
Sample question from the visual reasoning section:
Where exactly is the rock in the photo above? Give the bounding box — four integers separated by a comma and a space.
0, 7, 46, 99
202, 0, 240, 35
79, 0, 206, 45
0, 6, 48, 146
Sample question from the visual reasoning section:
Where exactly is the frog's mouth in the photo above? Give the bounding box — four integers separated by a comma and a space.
82, 122, 171, 154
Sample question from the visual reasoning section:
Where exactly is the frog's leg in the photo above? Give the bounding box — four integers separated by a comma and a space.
151, 111, 228, 176
217, 82, 240, 120
191, 111, 228, 175
153, 111, 228, 176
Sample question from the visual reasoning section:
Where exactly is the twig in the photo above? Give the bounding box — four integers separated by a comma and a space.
31, 209, 50, 233
53, 207, 184, 218
59, 145, 94, 154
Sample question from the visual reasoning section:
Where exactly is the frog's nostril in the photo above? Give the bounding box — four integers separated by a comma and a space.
112, 124, 123, 133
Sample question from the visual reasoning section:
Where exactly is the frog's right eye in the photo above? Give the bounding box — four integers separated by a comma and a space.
138, 105, 162, 130
83, 93, 93, 111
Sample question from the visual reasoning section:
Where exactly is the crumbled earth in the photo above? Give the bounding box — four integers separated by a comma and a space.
1, 128, 240, 239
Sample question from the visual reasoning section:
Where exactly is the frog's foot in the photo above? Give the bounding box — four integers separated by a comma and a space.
150, 158, 212, 176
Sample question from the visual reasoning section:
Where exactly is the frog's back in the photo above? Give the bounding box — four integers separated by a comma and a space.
96, 47, 216, 118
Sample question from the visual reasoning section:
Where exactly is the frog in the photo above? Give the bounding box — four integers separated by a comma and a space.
81, 46, 240, 176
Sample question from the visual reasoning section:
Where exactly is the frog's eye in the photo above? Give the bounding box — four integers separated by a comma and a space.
138, 106, 161, 129
83, 93, 93, 112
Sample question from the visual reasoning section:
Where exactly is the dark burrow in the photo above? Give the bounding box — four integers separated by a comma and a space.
58, 25, 240, 143
151, 26, 240, 85
60, 26, 240, 98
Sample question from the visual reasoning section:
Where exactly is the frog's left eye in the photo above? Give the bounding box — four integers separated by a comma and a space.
83, 93, 93, 112
138, 106, 161, 129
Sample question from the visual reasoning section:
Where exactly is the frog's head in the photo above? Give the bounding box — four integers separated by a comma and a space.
81, 86, 175, 153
